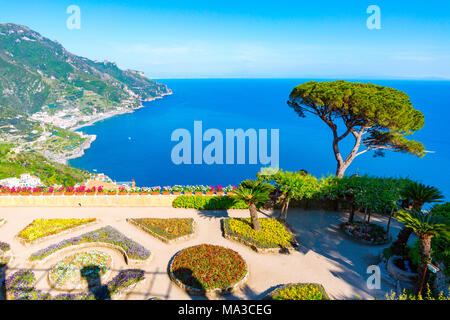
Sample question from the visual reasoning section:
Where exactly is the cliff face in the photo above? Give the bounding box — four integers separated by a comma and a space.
0, 23, 170, 115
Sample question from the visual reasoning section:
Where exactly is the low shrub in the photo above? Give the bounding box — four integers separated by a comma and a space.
129, 218, 194, 241
385, 285, 449, 300
172, 195, 248, 210
29, 226, 151, 261
270, 283, 329, 300
170, 244, 247, 291
17, 218, 96, 243
223, 218, 295, 249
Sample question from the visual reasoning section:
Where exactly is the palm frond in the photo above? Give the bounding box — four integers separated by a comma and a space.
401, 182, 444, 204
396, 209, 450, 238
233, 179, 274, 206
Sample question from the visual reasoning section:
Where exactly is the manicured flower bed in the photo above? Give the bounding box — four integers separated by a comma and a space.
267, 283, 330, 300
5, 269, 145, 300
17, 218, 96, 243
172, 195, 248, 209
222, 218, 296, 251
29, 226, 151, 262
169, 244, 247, 293
341, 221, 390, 245
48, 250, 112, 290
0, 241, 11, 265
128, 218, 194, 242
4, 270, 51, 300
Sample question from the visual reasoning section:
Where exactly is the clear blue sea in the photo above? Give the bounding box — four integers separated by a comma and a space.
69, 79, 450, 201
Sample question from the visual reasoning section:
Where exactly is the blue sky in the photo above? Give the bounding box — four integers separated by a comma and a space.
1, 0, 449, 79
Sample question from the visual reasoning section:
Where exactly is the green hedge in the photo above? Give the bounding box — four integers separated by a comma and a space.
172, 195, 248, 210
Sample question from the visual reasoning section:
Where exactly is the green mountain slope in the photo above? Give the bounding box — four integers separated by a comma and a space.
0, 23, 170, 115
0, 143, 91, 187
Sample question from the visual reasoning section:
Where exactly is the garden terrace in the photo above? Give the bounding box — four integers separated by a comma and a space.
17, 218, 96, 244
29, 225, 151, 263
222, 218, 297, 253
0, 205, 432, 300
127, 218, 195, 243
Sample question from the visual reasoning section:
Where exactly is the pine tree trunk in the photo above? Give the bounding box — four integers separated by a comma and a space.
386, 209, 394, 234
278, 194, 287, 221
336, 164, 348, 178
417, 234, 433, 295
283, 200, 290, 221
391, 227, 414, 256
348, 204, 355, 223
249, 203, 261, 231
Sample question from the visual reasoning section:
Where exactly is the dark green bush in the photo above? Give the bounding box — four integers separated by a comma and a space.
432, 202, 450, 218
430, 202, 450, 276
172, 195, 248, 210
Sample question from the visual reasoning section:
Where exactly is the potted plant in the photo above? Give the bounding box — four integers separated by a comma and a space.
139, 187, 151, 195
64, 187, 75, 196
0, 187, 10, 196
225, 185, 236, 196
151, 186, 161, 195
86, 187, 96, 196
107, 188, 117, 196
129, 187, 141, 195
216, 185, 225, 196
54, 187, 64, 196
96, 186, 105, 196
75, 186, 86, 196
162, 186, 172, 195
32, 187, 42, 196
11, 187, 21, 196
183, 185, 195, 195
20, 187, 32, 196
205, 185, 215, 195
118, 187, 128, 195
172, 185, 183, 195
43, 187, 54, 196
193, 185, 205, 195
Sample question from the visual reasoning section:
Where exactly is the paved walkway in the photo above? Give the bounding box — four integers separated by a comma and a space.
0, 207, 406, 300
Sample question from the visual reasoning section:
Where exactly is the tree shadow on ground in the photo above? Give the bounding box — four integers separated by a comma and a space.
172, 268, 210, 300
0, 264, 6, 300
286, 209, 402, 299
80, 265, 111, 300
197, 210, 230, 219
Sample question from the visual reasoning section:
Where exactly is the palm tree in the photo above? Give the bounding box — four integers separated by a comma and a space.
391, 182, 444, 255
396, 210, 449, 294
233, 179, 274, 231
